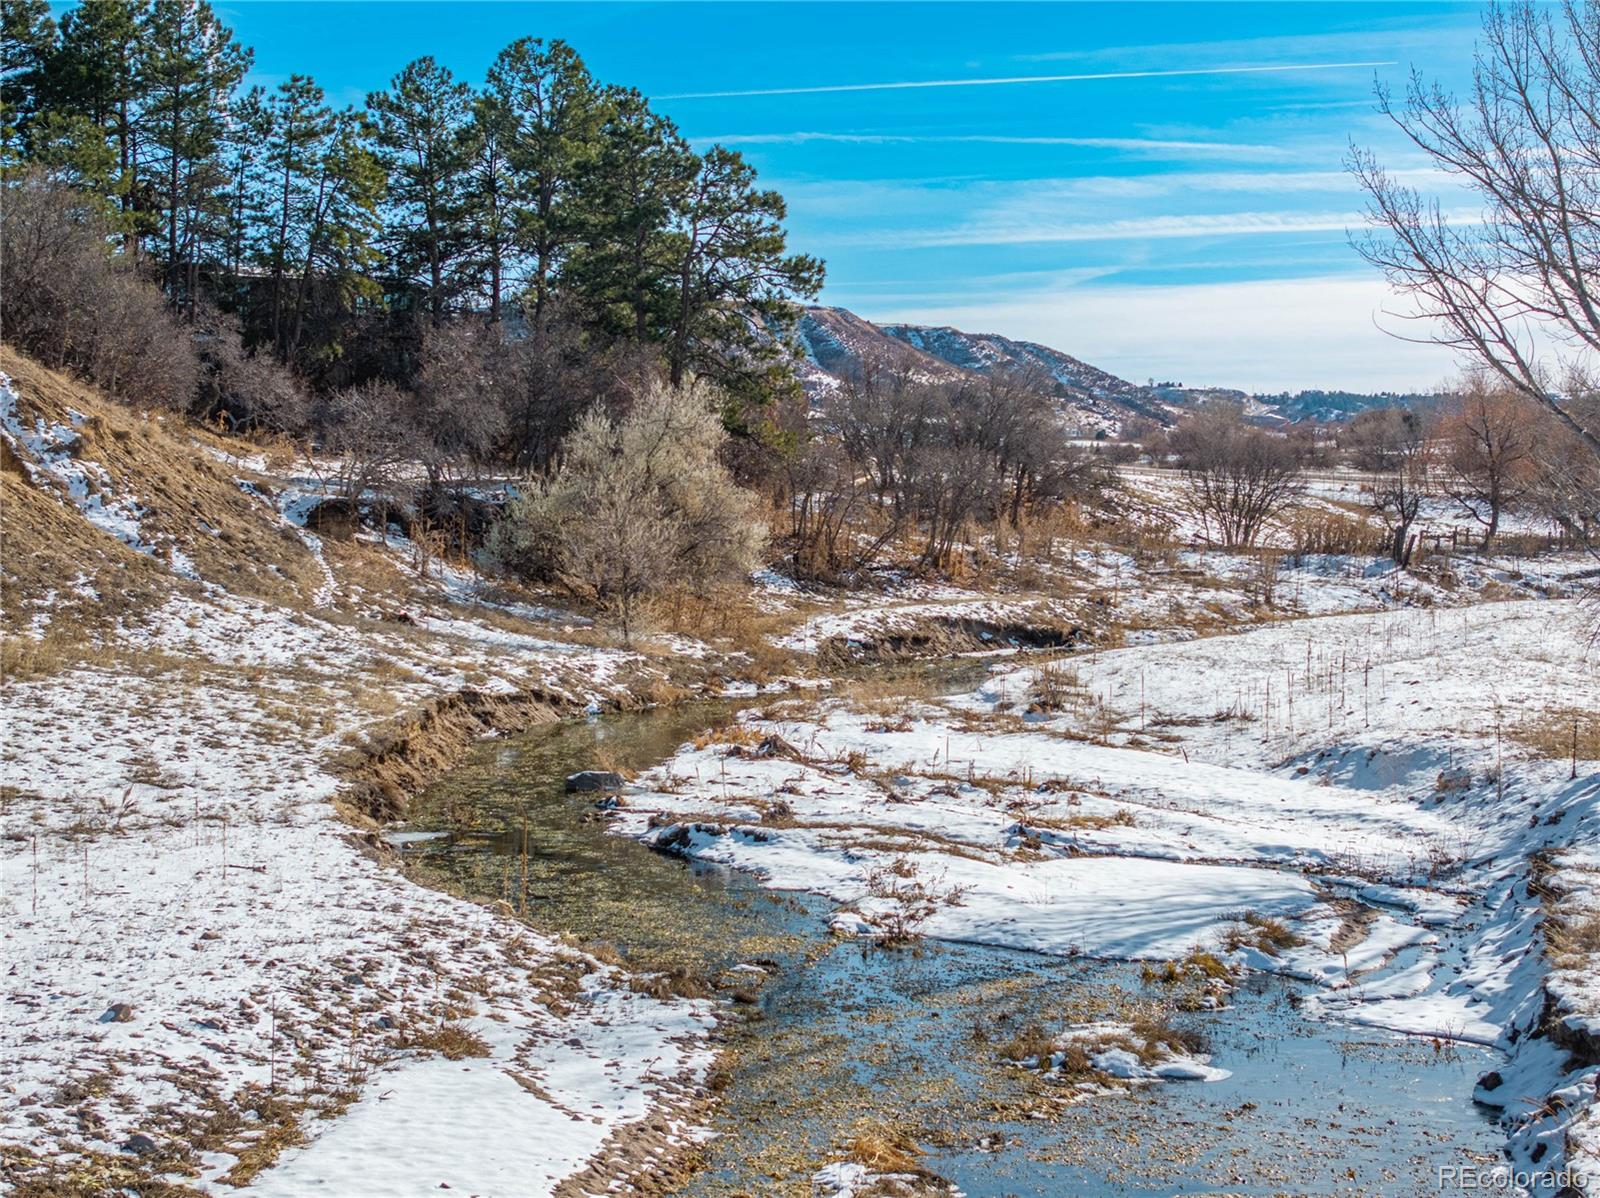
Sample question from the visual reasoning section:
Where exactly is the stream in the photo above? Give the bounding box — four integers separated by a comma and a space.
396, 676, 1508, 1197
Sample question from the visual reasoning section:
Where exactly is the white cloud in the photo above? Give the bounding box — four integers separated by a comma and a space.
864, 274, 1462, 392
658, 61, 1395, 101
887, 209, 1369, 248
689, 132, 1288, 159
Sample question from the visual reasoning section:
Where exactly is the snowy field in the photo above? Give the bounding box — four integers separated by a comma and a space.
0, 609, 718, 1196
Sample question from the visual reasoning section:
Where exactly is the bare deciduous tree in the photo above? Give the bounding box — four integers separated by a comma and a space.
319, 379, 413, 504
1345, 407, 1432, 564
782, 436, 877, 581
1169, 405, 1304, 549
1349, 0, 1600, 496
1527, 394, 1600, 542
1439, 382, 1536, 547
412, 321, 510, 486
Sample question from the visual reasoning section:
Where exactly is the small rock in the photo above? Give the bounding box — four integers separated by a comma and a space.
565, 770, 624, 794
343, 973, 364, 986
1478, 1069, 1504, 1092
122, 1133, 157, 1155
100, 1002, 134, 1024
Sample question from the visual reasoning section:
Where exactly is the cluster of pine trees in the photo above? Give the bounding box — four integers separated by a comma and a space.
1, 0, 823, 399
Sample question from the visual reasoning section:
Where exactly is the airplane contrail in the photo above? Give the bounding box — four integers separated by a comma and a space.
658, 61, 1396, 101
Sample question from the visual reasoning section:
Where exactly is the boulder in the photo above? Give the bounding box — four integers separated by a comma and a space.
565, 770, 624, 794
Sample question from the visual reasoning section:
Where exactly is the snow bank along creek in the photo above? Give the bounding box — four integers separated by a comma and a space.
391, 666, 1506, 1196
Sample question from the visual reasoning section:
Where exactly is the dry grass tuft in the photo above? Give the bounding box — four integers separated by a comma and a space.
399, 1019, 491, 1060
1221, 910, 1304, 957
844, 1121, 923, 1174
628, 966, 713, 1001
691, 722, 765, 750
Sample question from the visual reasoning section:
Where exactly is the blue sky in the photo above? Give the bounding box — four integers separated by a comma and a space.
210, 1, 1484, 392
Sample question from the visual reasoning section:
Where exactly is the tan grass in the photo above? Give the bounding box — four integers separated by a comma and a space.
1509, 705, 1600, 767
844, 1122, 923, 1174
399, 1020, 491, 1060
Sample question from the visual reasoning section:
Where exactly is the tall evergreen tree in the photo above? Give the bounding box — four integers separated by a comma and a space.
486, 38, 600, 326
568, 86, 697, 342
255, 87, 384, 368
46, 0, 145, 232
663, 146, 824, 396
0, 0, 56, 158
137, 0, 251, 309
368, 57, 473, 325
24, 110, 120, 195
284, 110, 384, 366
461, 93, 517, 322
219, 84, 270, 297
259, 74, 336, 354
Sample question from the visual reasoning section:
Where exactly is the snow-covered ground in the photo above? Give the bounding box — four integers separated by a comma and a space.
0, 599, 719, 1195
612, 599, 1599, 1192
5, 355, 1598, 1195
0, 367, 720, 1195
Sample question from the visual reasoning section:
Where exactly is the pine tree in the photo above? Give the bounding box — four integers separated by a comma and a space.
46, 0, 145, 231
460, 94, 517, 322
220, 84, 270, 297
137, 0, 251, 310
1, 0, 56, 159
567, 86, 697, 342
663, 146, 824, 397
24, 111, 120, 195
487, 37, 601, 326
368, 56, 473, 325
285, 110, 384, 366
259, 74, 336, 355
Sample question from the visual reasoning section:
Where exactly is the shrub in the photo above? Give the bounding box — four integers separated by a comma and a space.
491, 379, 767, 639
0, 169, 198, 409
193, 303, 311, 433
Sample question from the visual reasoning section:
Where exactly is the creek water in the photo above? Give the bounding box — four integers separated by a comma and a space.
398, 684, 1508, 1197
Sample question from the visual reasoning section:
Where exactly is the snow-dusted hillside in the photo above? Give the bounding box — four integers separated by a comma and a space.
792, 305, 1440, 432
880, 320, 1174, 427
792, 306, 1174, 434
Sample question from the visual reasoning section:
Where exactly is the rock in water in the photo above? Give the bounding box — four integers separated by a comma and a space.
565, 770, 624, 794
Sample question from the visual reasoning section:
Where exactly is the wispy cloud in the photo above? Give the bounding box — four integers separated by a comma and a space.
658, 61, 1396, 101
885, 209, 1369, 249
689, 131, 1288, 159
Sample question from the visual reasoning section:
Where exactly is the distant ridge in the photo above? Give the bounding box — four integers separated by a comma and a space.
792, 306, 1170, 434
790, 304, 1428, 431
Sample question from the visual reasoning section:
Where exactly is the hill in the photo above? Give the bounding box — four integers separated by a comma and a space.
792, 305, 1437, 431
792, 306, 1174, 435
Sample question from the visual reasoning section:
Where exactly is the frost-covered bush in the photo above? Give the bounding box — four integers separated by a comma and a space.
491, 380, 767, 638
